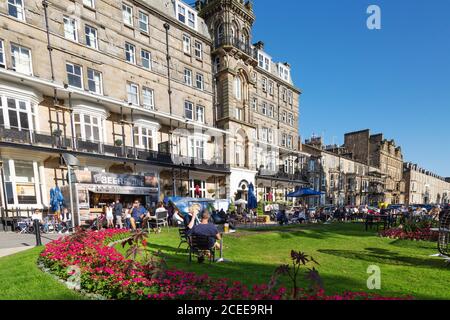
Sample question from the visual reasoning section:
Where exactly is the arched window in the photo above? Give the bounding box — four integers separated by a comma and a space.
241, 28, 249, 46
234, 76, 242, 100
216, 23, 224, 42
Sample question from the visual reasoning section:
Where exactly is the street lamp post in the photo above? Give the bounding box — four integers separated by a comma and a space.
0, 161, 9, 231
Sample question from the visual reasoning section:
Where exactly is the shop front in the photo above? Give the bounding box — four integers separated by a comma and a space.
62, 171, 159, 226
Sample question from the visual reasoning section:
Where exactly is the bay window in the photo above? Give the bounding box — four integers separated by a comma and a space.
11, 44, 32, 75
74, 113, 103, 142
189, 138, 205, 160
8, 0, 25, 21
0, 96, 37, 132
133, 126, 154, 150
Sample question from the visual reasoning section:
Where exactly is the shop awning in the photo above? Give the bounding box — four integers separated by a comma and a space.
287, 188, 324, 198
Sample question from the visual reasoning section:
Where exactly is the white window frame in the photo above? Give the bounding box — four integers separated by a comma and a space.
234, 76, 242, 100
83, 0, 95, 8
184, 101, 194, 120
189, 138, 205, 160
235, 107, 243, 121
2, 159, 42, 207
184, 68, 192, 86
73, 112, 104, 143
10, 44, 32, 75
66, 62, 83, 89
195, 73, 204, 90
0, 96, 37, 132
288, 90, 293, 105
268, 105, 274, 118
194, 41, 203, 60
87, 68, 103, 95
257, 51, 271, 72
261, 102, 267, 115
122, 3, 133, 26
142, 87, 154, 110
262, 77, 267, 92
138, 11, 149, 33
268, 80, 274, 95
288, 113, 294, 126
0, 40, 5, 68
183, 35, 191, 55
261, 127, 268, 142
125, 42, 136, 64
127, 83, 139, 106
133, 125, 155, 150
63, 16, 78, 42
141, 49, 151, 69
251, 97, 257, 110
8, 0, 25, 21
196, 105, 205, 123
85, 24, 98, 49
176, 1, 197, 30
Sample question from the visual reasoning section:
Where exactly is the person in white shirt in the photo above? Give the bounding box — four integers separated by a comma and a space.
106, 204, 114, 228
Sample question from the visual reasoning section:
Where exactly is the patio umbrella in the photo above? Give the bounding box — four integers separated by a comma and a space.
247, 182, 257, 210
50, 186, 65, 212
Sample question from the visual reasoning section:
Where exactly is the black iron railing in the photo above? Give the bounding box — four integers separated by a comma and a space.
214, 36, 253, 56
0, 127, 230, 172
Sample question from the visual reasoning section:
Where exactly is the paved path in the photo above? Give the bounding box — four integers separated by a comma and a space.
0, 232, 61, 258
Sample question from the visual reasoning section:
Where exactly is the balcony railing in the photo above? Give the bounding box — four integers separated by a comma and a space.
0, 127, 230, 172
214, 36, 253, 57
257, 165, 306, 182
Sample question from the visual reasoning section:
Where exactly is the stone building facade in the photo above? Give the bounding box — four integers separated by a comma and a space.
196, 0, 306, 202
0, 0, 233, 224
303, 137, 383, 207
0, 0, 306, 224
343, 129, 405, 205
404, 163, 450, 205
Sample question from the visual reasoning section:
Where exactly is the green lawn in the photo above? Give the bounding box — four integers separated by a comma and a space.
0, 223, 449, 300
136, 223, 450, 299
0, 247, 82, 300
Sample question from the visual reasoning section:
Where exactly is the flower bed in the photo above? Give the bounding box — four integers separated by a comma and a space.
39, 229, 410, 300
379, 227, 438, 241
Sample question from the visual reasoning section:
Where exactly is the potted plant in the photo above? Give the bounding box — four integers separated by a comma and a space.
114, 139, 123, 147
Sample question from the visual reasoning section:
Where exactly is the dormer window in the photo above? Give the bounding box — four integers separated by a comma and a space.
176, 1, 197, 30
278, 63, 291, 82
257, 51, 271, 72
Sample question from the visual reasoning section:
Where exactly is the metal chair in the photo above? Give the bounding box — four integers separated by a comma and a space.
438, 210, 450, 256
176, 228, 189, 254
188, 235, 216, 263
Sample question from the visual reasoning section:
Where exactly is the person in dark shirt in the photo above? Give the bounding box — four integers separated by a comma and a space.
190, 211, 221, 250
130, 200, 147, 230
113, 199, 123, 229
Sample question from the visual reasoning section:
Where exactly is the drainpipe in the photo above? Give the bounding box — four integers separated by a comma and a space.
42, 0, 55, 81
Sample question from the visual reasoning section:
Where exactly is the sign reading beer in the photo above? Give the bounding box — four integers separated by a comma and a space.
74, 170, 158, 188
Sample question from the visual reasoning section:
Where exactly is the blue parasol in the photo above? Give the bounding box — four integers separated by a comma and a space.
50, 186, 65, 212
247, 183, 258, 210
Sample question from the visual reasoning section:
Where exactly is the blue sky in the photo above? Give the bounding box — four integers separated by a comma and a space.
251, 0, 450, 177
